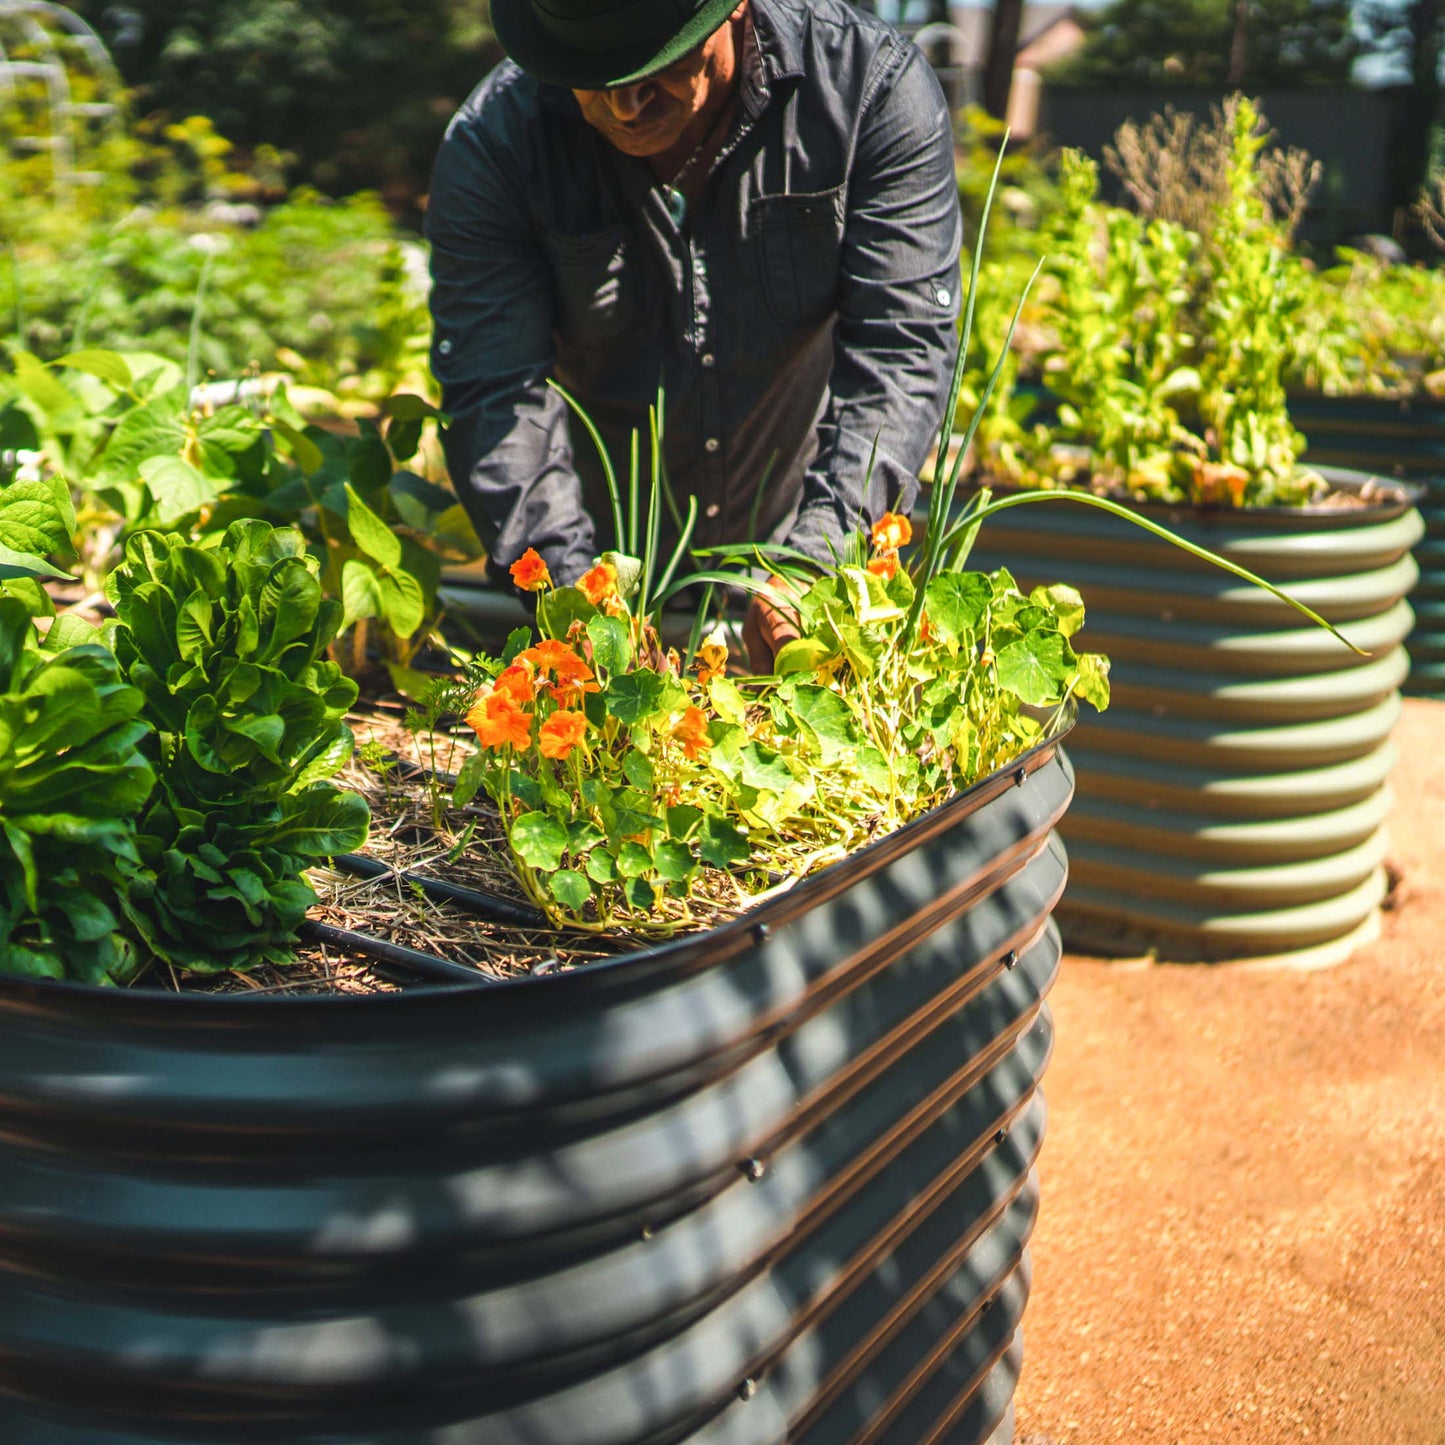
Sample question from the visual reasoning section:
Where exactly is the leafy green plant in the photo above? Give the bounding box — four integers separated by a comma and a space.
2, 345, 467, 677
107, 520, 369, 972
972, 98, 1325, 507
0, 597, 155, 984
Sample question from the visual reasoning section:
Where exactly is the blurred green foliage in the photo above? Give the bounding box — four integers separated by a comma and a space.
1058, 0, 1358, 87
69, 0, 501, 210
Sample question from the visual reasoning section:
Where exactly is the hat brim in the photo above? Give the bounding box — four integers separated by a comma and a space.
491, 0, 741, 90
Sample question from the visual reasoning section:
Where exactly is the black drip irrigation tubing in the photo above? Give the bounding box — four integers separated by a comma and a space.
329, 852, 547, 930
304, 743, 549, 985
297, 920, 490, 987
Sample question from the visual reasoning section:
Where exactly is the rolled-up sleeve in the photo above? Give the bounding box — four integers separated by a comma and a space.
426, 95, 598, 586
785, 43, 963, 561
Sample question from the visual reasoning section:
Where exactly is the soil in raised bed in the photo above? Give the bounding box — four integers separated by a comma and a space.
174, 705, 762, 998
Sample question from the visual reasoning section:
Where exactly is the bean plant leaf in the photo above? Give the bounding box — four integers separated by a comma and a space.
54, 350, 134, 390
377, 568, 426, 639
511, 811, 568, 870
344, 483, 401, 569
139, 456, 221, 525
0, 474, 76, 578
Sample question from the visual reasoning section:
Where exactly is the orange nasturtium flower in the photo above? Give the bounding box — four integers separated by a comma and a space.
672, 705, 712, 760
492, 663, 536, 706
871, 511, 912, 553
538, 710, 588, 760
518, 639, 595, 686
577, 560, 619, 607
867, 553, 899, 581
466, 691, 533, 751
509, 548, 552, 592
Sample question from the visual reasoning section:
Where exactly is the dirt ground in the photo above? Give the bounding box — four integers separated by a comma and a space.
1012, 697, 1445, 1445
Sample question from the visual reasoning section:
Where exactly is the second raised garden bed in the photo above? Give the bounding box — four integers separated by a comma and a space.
968, 469, 1422, 964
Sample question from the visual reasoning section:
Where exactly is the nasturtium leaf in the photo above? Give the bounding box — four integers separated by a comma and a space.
1073, 651, 1111, 711
624, 876, 655, 909
652, 840, 694, 882
344, 483, 402, 569
666, 804, 704, 839
697, 815, 750, 867
53, 349, 133, 390
501, 627, 532, 665
1030, 583, 1086, 638
549, 869, 592, 912
536, 585, 595, 641
605, 669, 665, 723
923, 572, 992, 645
772, 636, 836, 676
995, 629, 1070, 706
615, 841, 653, 878
510, 811, 568, 871
622, 750, 654, 791
585, 847, 619, 883
739, 743, 797, 794
784, 683, 861, 762
567, 820, 605, 853
600, 550, 642, 600
586, 613, 630, 675
706, 674, 749, 724
857, 746, 892, 792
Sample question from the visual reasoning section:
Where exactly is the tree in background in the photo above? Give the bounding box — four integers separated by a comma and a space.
1059, 0, 1358, 87
1358, 0, 1443, 215
69, 0, 500, 216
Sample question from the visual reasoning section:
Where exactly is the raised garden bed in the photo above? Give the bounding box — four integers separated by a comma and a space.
1289, 393, 1445, 699
0, 725, 1074, 1445
967, 469, 1423, 964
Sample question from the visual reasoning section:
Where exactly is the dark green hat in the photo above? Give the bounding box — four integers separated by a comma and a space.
492, 0, 741, 90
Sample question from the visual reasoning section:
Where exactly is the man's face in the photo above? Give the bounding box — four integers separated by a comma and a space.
572, 5, 744, 158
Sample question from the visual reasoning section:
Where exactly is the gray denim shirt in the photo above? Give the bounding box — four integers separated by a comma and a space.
426, 0, 962, 587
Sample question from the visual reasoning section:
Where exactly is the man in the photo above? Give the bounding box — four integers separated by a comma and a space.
426, 0, 962, 665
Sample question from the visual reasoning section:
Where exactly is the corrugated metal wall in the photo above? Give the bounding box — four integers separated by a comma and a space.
0, 743, 1075, 1444
1291, 394, 1445, 698
970, 474, 1421, 961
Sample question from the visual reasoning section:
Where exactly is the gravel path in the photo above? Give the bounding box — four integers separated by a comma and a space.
1014, 697, 1445, 1445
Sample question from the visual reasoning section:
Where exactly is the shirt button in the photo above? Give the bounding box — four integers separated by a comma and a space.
701, 352, 715, 368
935, 287, 952, 307
694, 257, 706, 275
705, 502, 721, 518
704, 438, 720, 454
438, 339, 453, 355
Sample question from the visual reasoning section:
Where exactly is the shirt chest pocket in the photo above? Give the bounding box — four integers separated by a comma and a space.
753, 185, 846, 328
546, 224, 637, 344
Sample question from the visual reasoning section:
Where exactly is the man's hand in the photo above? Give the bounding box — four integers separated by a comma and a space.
742, 577, 800, 674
